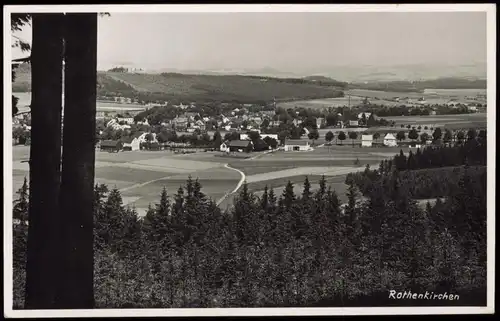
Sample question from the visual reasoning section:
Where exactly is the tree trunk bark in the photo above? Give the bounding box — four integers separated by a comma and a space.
56, 13, 97, 308
25, 13, 64, 309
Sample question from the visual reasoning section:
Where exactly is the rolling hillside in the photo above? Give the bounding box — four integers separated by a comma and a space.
12, 64, 345, 104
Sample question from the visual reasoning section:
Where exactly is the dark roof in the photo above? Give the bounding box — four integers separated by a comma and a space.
133, 132, 145, 138
100, 140, 121, 147
229, 140, 253, 148
121, 137, 135, 144
285, 139, 309, 146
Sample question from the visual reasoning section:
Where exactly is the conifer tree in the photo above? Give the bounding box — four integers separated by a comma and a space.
232, 182, 257, 245
301, 176, 312, 201
13, 177, 29, 222
267, 187, 277, 213
282, 181, 296, 210
260, 185, 269, 210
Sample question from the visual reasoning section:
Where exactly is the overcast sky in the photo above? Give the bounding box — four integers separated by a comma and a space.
12, 12, 487, 72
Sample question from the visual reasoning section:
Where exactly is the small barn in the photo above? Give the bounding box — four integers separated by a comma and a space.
228, 140, 254, 153
100, 140, 122, 152
284, 139, 310, 152
361, 135, 373, 147
383, 133, 397, 147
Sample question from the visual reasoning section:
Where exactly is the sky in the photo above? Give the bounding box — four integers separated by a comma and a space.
11, 11, 487, 73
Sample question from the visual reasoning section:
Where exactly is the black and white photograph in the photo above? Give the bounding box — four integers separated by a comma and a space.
4, 4, 495, 317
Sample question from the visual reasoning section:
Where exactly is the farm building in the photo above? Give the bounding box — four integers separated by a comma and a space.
284, 139, 310, 152
383, 133, 397, 147
121, 137, 140, 151
100, 140, 122, 152
348, 120, 359, 127
260, 134, 279, 141
228, 140, 254, 153
361, 135, 373, 147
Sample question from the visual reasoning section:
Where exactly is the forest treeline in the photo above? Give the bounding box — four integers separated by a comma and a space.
346, 133, 487, 199
12, 134, 487, 308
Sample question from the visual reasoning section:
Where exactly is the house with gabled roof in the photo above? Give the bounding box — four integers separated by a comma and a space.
383, 133, 397, 147
228, 140, 254, 153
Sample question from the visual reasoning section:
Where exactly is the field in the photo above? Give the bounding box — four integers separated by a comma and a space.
277, 88, 487, 109
13, 92, 147, 114
11, 147, 241, 216
12, 144, 404, 216
216, 146, 407, 209
383, 113, 487, 129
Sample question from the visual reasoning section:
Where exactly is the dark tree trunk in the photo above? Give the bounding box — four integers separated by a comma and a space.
25, 13, 65, 309
56, 13, 97, 308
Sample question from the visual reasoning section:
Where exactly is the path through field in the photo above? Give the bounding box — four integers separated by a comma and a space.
216, 164, 246, 206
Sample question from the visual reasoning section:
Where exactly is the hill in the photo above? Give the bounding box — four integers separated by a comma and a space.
12, 64, 345, 104
100, 72, 345, 104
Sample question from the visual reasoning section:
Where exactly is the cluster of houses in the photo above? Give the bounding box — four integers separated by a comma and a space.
167, 109, 279, 133
219, 132, 282, 153
219, 137, 312, 153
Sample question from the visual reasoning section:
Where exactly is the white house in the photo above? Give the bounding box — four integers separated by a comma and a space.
117, 117, 134, 125
383, 133, 397, 147
467, 105, 478, 112
361, 135, 373, 147
284, 139, 310, 152
122, 137, 140, 151
220, 142, 230, 153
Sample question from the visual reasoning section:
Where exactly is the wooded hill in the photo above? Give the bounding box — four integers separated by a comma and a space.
12, 63, 346, 104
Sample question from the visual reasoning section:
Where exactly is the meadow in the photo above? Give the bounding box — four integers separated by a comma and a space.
11, 147, 240, 216
277, 88, 487, 110
12, 144, 401, 216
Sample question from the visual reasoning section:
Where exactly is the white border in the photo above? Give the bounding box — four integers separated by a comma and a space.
3, 4, 496, 318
